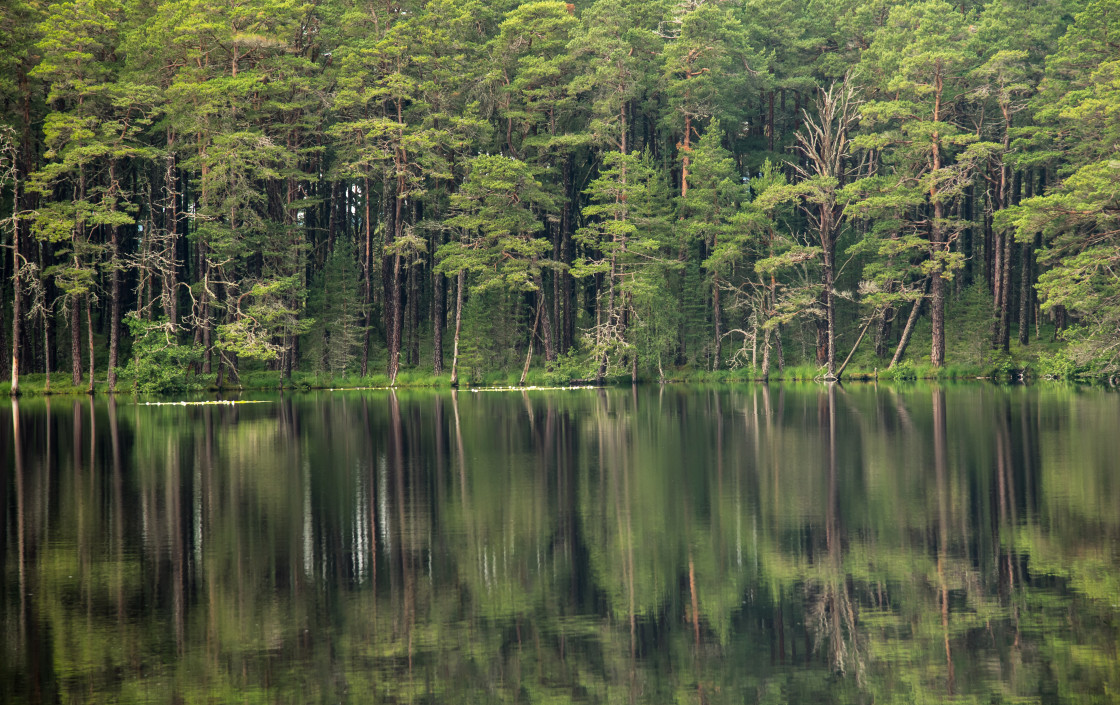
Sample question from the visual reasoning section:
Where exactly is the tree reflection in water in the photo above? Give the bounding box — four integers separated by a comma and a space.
1, 385, 1118, 703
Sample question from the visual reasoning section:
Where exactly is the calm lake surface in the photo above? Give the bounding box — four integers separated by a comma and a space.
2, 385, 1119, 703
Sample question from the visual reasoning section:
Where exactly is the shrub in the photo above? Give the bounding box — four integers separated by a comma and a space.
121, 315, 203, 394
1036, 351, 1079, 380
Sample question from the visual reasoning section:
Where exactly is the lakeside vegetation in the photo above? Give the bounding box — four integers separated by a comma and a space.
3, 0, 1119, 394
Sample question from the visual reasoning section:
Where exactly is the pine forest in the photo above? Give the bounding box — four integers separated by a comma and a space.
2, 0, 1119, 394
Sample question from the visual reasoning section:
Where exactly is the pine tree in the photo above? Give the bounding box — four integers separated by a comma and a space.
306, 236, 364, 377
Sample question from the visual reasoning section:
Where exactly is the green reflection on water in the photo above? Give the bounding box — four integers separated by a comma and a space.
2, 385, 1118, 703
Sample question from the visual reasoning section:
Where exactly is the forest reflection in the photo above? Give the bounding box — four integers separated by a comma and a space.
2, 385, 1118, 703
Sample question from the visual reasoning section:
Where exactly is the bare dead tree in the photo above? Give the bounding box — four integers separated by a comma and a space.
790, 79, 865, 380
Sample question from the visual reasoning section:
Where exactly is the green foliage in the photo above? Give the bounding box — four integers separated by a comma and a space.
439, 154, 557, 292
304, 237, 363, 376
4, 0, 1120, 392
542, 350, 593, 385
454, 287, 524, 385
883, 358, 917, 381
121, 315, 202, 394
1035, 350, 1080, 380
11, 385, 1120, 701
983, 351, 1018, 380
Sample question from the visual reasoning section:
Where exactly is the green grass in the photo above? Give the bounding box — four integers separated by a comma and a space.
2, 373, 99, 396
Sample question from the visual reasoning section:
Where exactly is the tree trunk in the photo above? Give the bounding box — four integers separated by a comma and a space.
875, 293, 895, 359
712, 276, 722, 370
407, 252, 418, 367
361, 175, 373, 378
1018, 241, 1032, 346
86, 296, 95, 394
71, 297, 82, 386
535, 275, 555, 363
164, 132, 179, 326
931, 238, 946, 367
984, 209, 995, 292
388, 252, 402, 384
891, 277, 930, 369
823, 245, 837, 379
520, 301, 542, 385
836, 315, 874, 380
108, 163, 121, 393
997, 221, 1012, 352
10, 65, 32, 394
450, 271, 464, 386
433, 269, 445, 375
631, 335, 638, 384
42, 311, 50, 393
768, 90, 775, 153
681, 113, 691, 200
813, 316, 827, 365
760, 326, 772, 381
1, 267, 7, 385
776, 324, 784, 372
713, 215, 722, 370
9, 169, 20, 395
930, 77, 946, 368
994, 109, 1012, 345
597, 254, 617, 380
561, 156, 574, 353
201, 277, 212, 375
552, 221, 561, 356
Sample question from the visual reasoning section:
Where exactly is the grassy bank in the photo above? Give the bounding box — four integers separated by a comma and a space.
0, 289, 1101, 398
0, 353, 1095, 398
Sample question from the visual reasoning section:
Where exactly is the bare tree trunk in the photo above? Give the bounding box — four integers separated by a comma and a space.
760, 326, 772, 381
201, 255, 212, 376
71, 297, 82, 386
109, 245, 120, 391
407, 253, 418, 367
890, 277, 930, 369
9, 169, 20, 395
520, 301, 542, 386
930, 76, 946, 368
597, 254, 617, 381
561, 157, 574, 353
823, 248, 837, 379
164, 131, 179, 326
815, 316, 828, 365
410, 236, 421, 367
931, 245, 946, 366
450, 271, 464, 386
993, 111, 1014, 351
712, 232, 722, 371
86, 296, 95, 394
875, 301, 894, 359
388, 252, 402, 384
552, 223, 561, 356
35, 288, 49, 392
776, 324, 784, 372
362, 176, 373, 377
997, 225, 1012, 352
1018, 241, 1032, 346
108, 162, 121, 392
534, 275, 555, 363
433, 269, 444, 375
836, 314, 875, 380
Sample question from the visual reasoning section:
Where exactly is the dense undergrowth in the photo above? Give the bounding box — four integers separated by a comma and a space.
3, 279, 1107, 397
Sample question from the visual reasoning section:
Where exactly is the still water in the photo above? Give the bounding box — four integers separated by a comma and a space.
2, 385, 1118, 703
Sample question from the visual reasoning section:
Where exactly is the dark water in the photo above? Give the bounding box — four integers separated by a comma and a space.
2, 385, 1119, 704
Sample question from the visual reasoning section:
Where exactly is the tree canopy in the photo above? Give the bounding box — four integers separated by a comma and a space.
3, 0, 1118, 391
